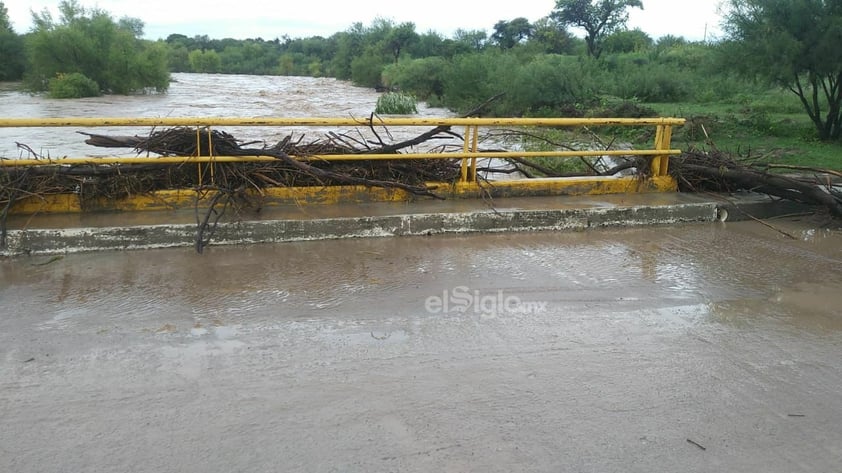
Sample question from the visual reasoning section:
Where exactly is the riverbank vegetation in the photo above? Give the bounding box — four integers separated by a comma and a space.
1, 0, 840, 166
2, 0, 168, 96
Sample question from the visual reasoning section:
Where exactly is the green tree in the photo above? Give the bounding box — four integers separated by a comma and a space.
330, 26, 364, 80
0, 1, 26, 80
277, 52, 298, 75
409, 30, 447, 58
551, 0, 643, 58
350, 50, 387, 87
440, 51, 521, 114
453, 28, 487, 52
217, 40, 279, 74
508, 55, 597, 116
382, 56, 448, 99
327, 19, 412, 86
275, 36, 330, 76
384, 22, 418, 63
0, 0, 8, 30
655, 34, 686, 51
25, 0, 169, 94
490, 18, 533, 49
602, 28, 652, 54
722, 0, 842, 141
188, 49, 221, 73
167, 43, 191, 72
527, 17, 578, 55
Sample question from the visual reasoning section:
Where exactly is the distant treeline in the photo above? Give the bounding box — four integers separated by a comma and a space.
0, 1, 737, 111
161, 16, 741, 116
2, 0, 841, 141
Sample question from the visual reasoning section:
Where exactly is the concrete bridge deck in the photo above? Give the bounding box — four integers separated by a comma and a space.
1, 216, 841, 472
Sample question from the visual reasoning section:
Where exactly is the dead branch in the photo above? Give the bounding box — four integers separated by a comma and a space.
673, 148, 842, 217
78, 132, 144, 148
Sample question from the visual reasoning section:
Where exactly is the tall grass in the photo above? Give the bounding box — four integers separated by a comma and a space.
375, 92, 418, 115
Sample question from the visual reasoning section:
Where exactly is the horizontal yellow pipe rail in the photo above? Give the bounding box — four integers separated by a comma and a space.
0, 117, 686, 128
1, 149, 682, 167
1, 117, 689, 214
1, 116, 685, 183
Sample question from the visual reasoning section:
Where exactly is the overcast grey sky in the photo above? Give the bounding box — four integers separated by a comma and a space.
3, 0, 724, 42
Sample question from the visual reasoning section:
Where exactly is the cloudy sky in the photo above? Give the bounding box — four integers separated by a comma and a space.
3, 0, 725, 42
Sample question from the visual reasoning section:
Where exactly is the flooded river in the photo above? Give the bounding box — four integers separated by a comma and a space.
0, 73, 454, 158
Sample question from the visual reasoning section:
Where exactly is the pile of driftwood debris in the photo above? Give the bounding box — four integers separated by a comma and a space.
4, 127, 842, 211
8, 126, 462, 202
671, 147, 842, 218
1, 122, 474, 252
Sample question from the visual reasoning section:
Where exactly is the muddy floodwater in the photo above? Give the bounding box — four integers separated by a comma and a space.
1, 219, 841, 472
0, 73, 455, 158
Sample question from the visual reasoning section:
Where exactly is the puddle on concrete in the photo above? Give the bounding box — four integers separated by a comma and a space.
1, 219, 841, 338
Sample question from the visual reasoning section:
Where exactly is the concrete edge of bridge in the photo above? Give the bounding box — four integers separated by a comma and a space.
0, 192, 813, 256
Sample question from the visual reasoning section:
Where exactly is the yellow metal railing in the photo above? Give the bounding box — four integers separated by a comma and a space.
0, 117, 685, 183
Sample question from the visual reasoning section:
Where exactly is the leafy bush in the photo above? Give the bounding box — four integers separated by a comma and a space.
597, 55, 691, 102
382, 57, 448, 100
654, 42, 714, 69
602, 29, 653, 54
48, 72, 100, 98
375, 92, 418, 114
0, 28, 26, 81
351, 51, 389, 88
25, 4, 169, 95
441, 52, 522, 114
507, 54, 598, 116
188, 49, 221, 73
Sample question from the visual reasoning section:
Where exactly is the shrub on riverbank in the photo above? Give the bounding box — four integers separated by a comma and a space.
375, 92, 418, 115
48, 73, 100, 98
24, 2, 169, 96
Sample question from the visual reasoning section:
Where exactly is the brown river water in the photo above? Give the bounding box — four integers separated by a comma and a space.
0, 72, 455, 159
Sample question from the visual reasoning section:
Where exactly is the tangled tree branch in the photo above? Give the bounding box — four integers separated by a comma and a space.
672, 148, 842, 217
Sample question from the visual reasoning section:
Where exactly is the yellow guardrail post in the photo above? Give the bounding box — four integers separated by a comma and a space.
458, 122, 480, 182
469, 125, 479, 182
195, 127, 204, 187
651, 125, 664, 176
650, 124, 675, 177
659, 124, 674, 176
460, 126, 470, 182
206, 126, 216, 186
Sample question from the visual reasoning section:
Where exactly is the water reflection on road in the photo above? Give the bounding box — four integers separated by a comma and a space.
2, 219, 840, 332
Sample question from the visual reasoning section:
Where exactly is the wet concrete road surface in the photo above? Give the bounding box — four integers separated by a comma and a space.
1, 219, 842, 472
